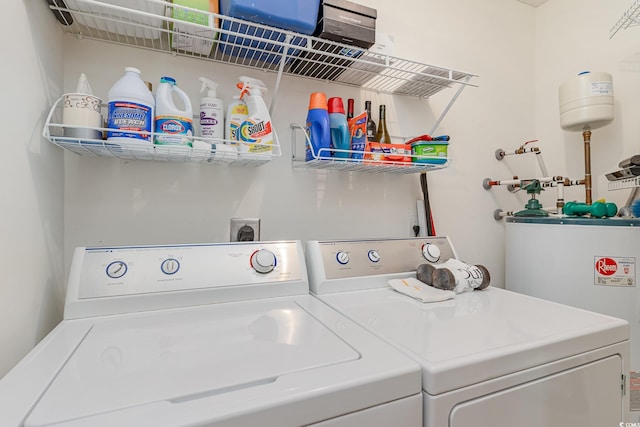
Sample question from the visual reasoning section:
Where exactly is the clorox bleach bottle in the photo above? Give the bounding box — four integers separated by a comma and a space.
238, 76, 273, 156
154, 76, 193, 147
107, 67, 155, 145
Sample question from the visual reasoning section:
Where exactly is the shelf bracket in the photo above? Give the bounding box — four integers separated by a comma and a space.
269, 34, 293, 117
429, 75, 472, 135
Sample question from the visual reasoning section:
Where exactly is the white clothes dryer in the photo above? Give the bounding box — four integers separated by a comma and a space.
0, 241, 422, 427
306, 237, 630, 427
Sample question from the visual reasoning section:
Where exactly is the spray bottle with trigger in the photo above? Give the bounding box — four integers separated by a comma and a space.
226, 80, 249, 144
198, 77, 224, 140
237, 76, 273, 156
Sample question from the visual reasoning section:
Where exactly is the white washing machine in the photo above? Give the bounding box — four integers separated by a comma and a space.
0, 241, 422, 427
306, 237, 631, 426
505, 216, 640, 422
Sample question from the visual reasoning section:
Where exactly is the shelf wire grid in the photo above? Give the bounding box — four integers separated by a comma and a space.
289, 123, 449, 174
48, 0, 477, 98
611, 0, 640, 38
608, 176, 640, 191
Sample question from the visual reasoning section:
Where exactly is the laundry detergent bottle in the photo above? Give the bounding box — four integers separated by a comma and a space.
306, 92, 330, 161
328, 97, 350, 159
238, 76, 273, 155
107, 67, 155, 144
154, 76, 193, 147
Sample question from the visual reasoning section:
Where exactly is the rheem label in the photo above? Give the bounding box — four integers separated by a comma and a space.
594, 256, 635, 287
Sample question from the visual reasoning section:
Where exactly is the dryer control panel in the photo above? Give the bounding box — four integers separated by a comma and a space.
306, 237, 457, 294
64, 241, 307, 319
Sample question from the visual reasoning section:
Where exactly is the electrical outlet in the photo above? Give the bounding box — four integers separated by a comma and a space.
230, 218, 260, 242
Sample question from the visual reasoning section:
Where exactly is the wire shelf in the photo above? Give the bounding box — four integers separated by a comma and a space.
608, 176, 640, 190
611, 0, 640, 38
43, 97, 280, 165
290, 123, 449, 174
48, 0, 477, 98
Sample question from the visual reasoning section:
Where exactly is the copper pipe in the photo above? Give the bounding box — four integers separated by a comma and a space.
583, 130, 592, 205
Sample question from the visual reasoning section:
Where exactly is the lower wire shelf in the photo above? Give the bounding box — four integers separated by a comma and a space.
292, 157, 448, 174
48, 135, 277, 166
43, 97, 281, 166
608, 176, 640, 191
290, 123, 449, 174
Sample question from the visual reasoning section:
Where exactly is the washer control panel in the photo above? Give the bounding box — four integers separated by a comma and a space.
76, 241, 303, 300
313, 237, 456, 280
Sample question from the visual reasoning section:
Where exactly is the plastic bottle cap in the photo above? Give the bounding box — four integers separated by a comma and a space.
125, 67, 141, 75
308, 92, 328, 110
160, 76, 176, 85
327, 97, 345, 114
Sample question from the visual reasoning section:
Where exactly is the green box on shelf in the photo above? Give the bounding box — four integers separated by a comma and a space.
170, 0, 219, 56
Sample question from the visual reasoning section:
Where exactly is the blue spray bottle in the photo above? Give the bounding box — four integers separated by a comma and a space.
306, 92, 331, 161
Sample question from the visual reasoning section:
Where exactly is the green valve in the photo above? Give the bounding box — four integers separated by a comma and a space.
514, 179, 549, 217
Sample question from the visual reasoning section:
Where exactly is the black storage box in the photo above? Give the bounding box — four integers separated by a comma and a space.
315, 0, 377, 48
288, 0, 376, 80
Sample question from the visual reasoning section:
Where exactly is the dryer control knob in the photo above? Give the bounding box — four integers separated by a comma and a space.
161, 258, 180, 275
251, 249, 277, 274
368, 250, 380, 263
106, 261, 128, 279
422, 243, 441, 263
336, 251, 350, 265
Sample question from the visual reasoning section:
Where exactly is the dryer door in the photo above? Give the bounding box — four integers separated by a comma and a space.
449, 355, 624, 426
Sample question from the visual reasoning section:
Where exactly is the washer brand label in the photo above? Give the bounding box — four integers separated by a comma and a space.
594, 256, 635, 287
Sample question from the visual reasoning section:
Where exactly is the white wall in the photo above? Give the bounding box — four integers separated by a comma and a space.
534, 0, 640, 208
0, 3, 65, 376
62, 0, 535, 291
1, 0, 536, 375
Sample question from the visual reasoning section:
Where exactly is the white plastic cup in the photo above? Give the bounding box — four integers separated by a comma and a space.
62, 93, 103, 140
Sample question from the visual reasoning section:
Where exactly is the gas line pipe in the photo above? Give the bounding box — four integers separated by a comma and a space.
495, 140, 549, 177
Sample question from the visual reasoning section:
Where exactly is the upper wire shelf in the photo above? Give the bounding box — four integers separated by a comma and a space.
610, 0, 640, 38
48, 0, 477, 98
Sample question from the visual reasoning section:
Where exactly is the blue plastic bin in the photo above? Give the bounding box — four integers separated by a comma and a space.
218, 0, 321, 64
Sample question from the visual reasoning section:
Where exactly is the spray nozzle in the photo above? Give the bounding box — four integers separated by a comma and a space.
236, 76, 268, 98
199, 77, 219, 97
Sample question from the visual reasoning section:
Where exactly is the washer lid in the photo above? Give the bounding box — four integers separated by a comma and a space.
319, 287, 629, 395
26, 298, 359, 426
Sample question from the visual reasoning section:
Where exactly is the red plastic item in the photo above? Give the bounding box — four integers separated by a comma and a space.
406, 134, 432, 144
327, 97, 345, 114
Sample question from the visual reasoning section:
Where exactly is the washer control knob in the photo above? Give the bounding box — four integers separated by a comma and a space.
368, 250, 380, 263
161, 258, 180, 275
251, 249, 277, 274
422, 243, 441, 263
336, 251, 350, 265
106, 261, 128, 279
